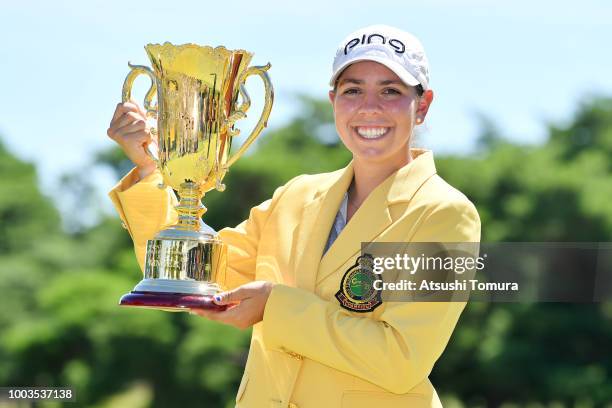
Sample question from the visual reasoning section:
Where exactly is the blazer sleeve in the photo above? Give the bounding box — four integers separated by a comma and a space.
216, 175, 303, 290
262, 199, 481, 394
108, 167, 301, 290
108, 168, 179, 273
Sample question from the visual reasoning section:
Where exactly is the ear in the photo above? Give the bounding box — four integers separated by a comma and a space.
416, 89, 434, 120
328, 90, 336, 106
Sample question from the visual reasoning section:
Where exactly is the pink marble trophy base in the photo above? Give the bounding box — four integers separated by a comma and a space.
119, 291, 228, 312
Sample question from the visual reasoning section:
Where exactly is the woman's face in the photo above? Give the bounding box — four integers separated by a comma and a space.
329, 61, 432, 166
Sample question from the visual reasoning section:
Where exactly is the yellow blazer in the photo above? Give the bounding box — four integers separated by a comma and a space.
109, 149, 481, 408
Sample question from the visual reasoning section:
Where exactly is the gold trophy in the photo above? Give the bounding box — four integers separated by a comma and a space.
118, 43, 273, 312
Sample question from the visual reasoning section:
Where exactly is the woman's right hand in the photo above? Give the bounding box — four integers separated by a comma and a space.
107, 101, 157, 180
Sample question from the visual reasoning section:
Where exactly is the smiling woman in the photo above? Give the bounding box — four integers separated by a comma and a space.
107, 24, 480, 408
329, 61, 434, 218
333, 63, 425, 153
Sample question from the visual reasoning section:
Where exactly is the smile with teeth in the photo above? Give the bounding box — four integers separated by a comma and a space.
355, 126, 390, 139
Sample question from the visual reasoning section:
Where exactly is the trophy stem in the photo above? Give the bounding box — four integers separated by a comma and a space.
175, 181, 207, 232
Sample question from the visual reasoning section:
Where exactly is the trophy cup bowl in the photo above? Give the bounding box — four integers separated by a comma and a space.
118, 43, 273, 312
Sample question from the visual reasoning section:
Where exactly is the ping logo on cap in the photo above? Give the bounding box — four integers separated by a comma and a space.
343, 33, 406, 55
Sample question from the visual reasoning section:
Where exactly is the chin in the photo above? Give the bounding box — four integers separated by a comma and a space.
350, 144, 410, 167
353, 150, 394, 164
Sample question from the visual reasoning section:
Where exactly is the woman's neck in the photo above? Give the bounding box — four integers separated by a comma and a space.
347, 149, 413, 220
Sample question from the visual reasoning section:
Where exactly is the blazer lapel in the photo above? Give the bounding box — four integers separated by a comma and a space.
317, 184, 392, 284
294, 163, 354, 293
316, 149, 437, 285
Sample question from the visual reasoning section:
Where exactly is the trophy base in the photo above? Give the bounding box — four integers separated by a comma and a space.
119, 291, 227, 312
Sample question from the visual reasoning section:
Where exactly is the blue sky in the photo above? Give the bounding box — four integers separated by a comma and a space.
1, 0, 611, 218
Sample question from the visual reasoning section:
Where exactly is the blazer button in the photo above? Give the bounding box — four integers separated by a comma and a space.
121, 222, 128, 230
286, 351, 303, 360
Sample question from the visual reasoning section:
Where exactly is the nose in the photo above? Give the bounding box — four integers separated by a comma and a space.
357, 91, 382, 115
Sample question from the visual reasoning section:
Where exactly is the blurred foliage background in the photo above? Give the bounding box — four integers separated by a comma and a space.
0, 95, 611, 407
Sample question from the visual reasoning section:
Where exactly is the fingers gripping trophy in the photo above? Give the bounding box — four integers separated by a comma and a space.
117, 43, 273, 312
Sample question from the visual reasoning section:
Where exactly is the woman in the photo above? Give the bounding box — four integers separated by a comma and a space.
107, 24, 480, 408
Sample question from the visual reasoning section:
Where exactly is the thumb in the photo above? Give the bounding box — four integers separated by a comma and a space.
213, 288, 247, 305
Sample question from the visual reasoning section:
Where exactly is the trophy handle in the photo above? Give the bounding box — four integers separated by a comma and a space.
225, 63, 274, 168
121, 63, 160, 165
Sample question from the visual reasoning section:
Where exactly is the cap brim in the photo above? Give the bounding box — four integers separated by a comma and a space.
329, 56, 421, 89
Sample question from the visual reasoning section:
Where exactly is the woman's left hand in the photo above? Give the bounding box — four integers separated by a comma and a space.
191, 281, 275, 329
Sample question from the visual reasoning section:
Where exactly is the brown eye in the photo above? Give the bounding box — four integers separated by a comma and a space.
382, 88, 401, 95
343, 88, 361, 95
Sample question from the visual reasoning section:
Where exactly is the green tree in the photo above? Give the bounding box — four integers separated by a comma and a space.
0, 140, 248, 407
433, 98, 612, 407
2, 96, 611, 407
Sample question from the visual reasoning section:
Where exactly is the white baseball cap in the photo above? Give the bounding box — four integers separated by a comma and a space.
330, 24, 430, 91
